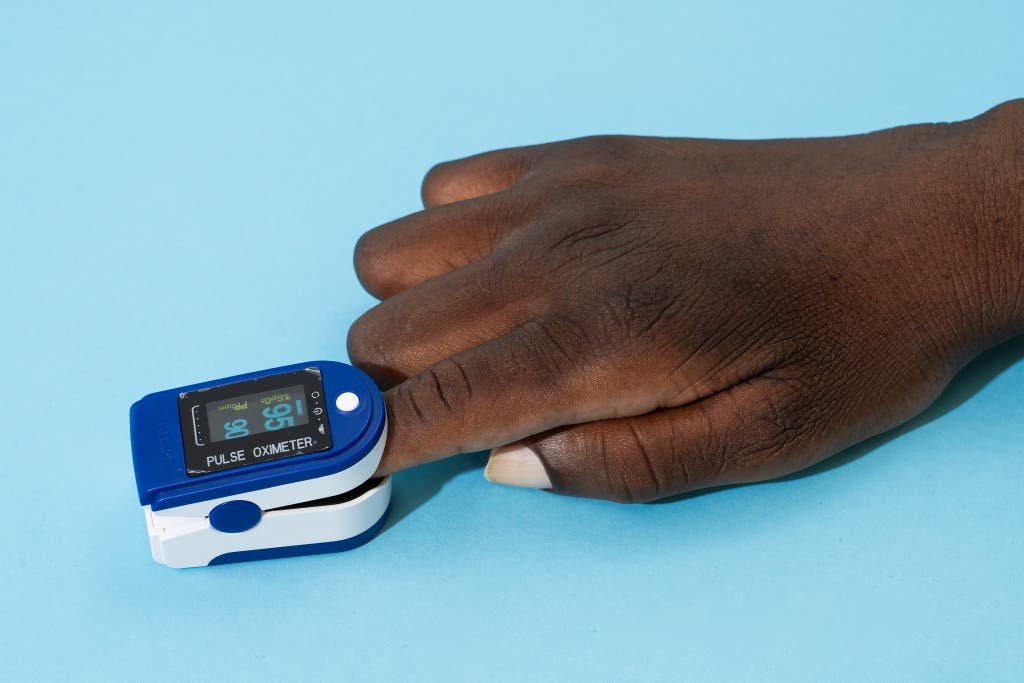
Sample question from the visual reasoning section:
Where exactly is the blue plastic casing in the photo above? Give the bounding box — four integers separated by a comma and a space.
130, 361, 386, 511
207, 511, 388, 566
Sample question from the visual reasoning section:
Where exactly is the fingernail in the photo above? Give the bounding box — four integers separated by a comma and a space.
485, 443, 552, 489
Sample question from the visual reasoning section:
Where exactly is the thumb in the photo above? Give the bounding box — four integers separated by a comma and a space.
485, 376, 820, 503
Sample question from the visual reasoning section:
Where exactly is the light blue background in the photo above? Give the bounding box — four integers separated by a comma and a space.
2, 1, 1022, 680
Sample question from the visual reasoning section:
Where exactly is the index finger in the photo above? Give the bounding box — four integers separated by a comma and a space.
373, 318, 659, 474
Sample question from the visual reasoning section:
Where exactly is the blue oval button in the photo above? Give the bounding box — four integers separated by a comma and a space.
209, 500, 262, 533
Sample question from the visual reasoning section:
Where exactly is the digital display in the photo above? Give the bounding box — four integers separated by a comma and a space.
177, 368, 332, 476
205, 384, 310, 443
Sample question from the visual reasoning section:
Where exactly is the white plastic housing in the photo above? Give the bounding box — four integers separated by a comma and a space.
145, 476, 391, 568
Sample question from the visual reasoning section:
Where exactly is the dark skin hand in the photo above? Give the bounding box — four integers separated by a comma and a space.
349, 100, 1024, 502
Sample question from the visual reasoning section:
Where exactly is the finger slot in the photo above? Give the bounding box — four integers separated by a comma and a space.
355, 191, 527, 299
421, 145, 541, 207
513, 375, 821, 502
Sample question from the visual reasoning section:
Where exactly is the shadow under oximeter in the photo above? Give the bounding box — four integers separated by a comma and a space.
130, 361, 388, 568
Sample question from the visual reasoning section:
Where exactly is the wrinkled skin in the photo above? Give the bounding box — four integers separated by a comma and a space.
348, 100, 1024, 502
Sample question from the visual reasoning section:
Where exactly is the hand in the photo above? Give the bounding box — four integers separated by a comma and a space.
348, 100, 1024, 502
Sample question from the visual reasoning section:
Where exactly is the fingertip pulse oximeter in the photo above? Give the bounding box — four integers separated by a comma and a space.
130, 361, 389, 568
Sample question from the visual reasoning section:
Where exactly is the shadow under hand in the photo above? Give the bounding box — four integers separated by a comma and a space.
383, 451, 487, 531
654, 334, 1024, 505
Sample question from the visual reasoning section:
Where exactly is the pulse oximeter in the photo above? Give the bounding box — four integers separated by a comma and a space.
130, 361, 388, 568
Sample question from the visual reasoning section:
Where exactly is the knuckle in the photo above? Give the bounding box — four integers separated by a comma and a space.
544, 204, 638, 252
618, 425, 669, 503
422, 358, 473, 416
512, 317, 588, 380
353, 229, 395, 296
421, 160, 460, 203
673, 402, 731, 487
596, 260, 684, 343
421, 159, 450, 185
729, 378, 814, 476
553, 135, 639, 182
586, 424, 664, 504
352, 231, 375, 276
346, 309, 386, 367
566, 134, 629, 162
534, 422, 671, 503
474, 250, 512, 295
538, 207, 656, 287
750, 383, 803, 442
392, 359, 477, 452
391, 380, 431, 431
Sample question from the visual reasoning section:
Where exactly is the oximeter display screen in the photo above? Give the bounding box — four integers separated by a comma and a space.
205, 384, 310, 443
178, 368, 332, 476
